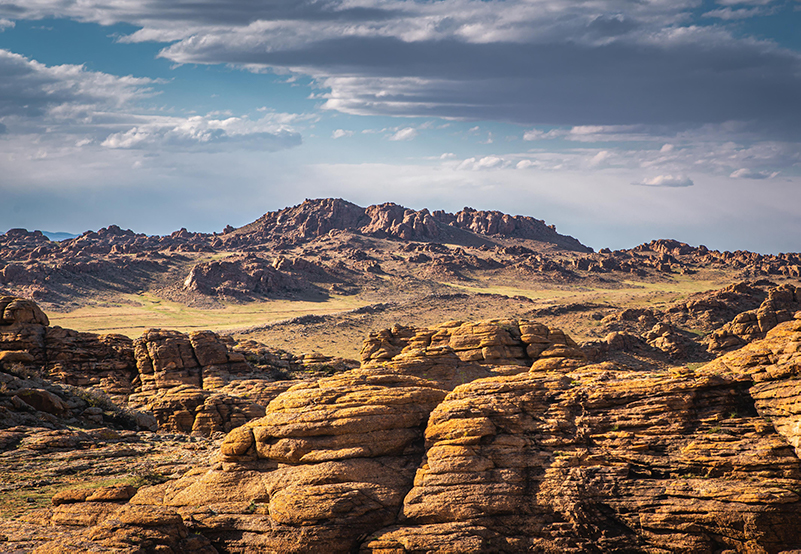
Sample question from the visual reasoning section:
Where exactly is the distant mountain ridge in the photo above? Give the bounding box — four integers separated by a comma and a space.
230, 198, 592, 252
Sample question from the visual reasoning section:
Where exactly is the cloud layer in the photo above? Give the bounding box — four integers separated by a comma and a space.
3, 0, 799, 138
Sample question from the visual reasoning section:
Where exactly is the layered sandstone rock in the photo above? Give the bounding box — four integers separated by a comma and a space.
0, 296, 49, 364
359, 320, 585, 389
0, 297, 137, 403
45, 327, 136, 401
700, 312, 801, 455
132, 329, 253, 393
366, 364, 801, 552
130, 329, 284, 435
130, 372, 448, 553
109, 316, 801, 553
33, 503, 217, 554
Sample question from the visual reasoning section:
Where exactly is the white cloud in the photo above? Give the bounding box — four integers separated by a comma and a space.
0, 18, 14, 30
0, 49, 303, 154
100, 113, 302, 150
331, 129, 353, 139
456, 155, 510, 170
703, 7, 768, 19
388, 127, 418, 141
3, 0, 797, 140
636, 174, 694, 187
730, 168, 779, 179
589, 150, 612, 166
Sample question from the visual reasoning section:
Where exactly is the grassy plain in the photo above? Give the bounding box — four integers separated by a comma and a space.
48, 292, 366, 338
46, 272, 737, 361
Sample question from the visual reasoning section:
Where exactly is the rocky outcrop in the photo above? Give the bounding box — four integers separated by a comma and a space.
700, 312, 801, 455
130, 329, 297, 435
133, 329, 253, 393
182, 256, 318, 299
45, 327, 136, 401
33, 503, 217, 553
0, 297, 137, 399
142, 384, 266, 436
131, 372, 448, 553
110, 315, 801, 553
706, 283, 800, 353
228, 198, 590, 251
0, 367, 156, 436
359, 320, 586, 389
368, 364, 801, 553
0, 296, 49, 364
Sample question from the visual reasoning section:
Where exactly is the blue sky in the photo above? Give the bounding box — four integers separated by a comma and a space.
0, 0, 800, 253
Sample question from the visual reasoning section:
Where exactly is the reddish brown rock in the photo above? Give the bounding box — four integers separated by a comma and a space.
0, 296, 49, 364
45, 327, 135, 401
135, 384, 265, 436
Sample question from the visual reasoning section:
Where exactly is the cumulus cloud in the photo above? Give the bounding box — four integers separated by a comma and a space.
0, 49, 157, 119
636, 175, 694, 187
456, 155, 510, 170
331, 129, 353, 139
0, 18, 14, 30
388, 127, 417, 141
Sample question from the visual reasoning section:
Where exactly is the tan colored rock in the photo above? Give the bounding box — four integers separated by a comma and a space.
359, 319, 586, 388
34, 505, 216, 553
134, 384, 265, 436
134, 328, 262, 393
381, 364, 801, 553
0, 296, 48, 364
134, 371, 448, 553
45, 327, 135, 401
707, 284, 800, 353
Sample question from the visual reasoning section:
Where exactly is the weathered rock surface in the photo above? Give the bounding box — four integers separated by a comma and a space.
181, 255, 323, 300
33, 504, 217, 553
359, 320, 586, 389
129, 329, 290, 435
45, 327, 136, 401
113, 315, 801, 553
0, 296, 49, 363
129, 372, 448, 553
228, 198, 591, 252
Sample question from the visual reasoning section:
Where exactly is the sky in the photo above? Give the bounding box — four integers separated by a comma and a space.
0, 0, 800, 253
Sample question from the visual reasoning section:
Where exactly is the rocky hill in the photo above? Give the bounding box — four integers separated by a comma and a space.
2, 199, 801, 552
3, 293, 801, 552
2, 200, 801, 313
229, 198, 591, 251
